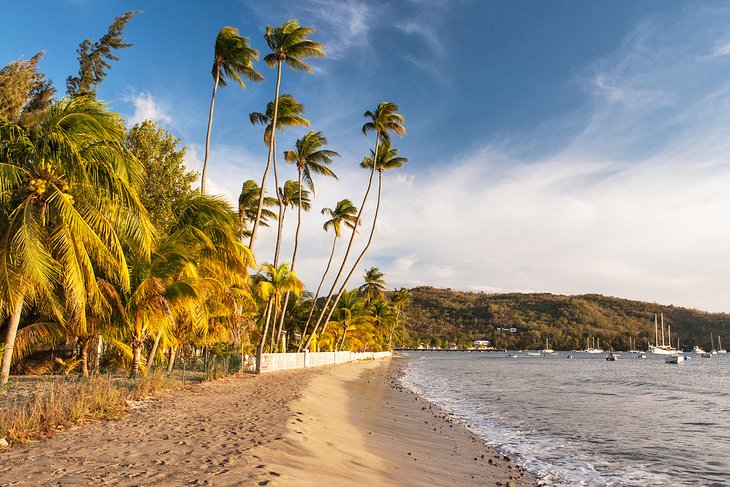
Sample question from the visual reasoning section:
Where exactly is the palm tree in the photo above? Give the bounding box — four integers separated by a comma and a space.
318, 139, 408, 342
389, 287, 412, 349
358, 267, 386, 302
0, 96, 154, 385
272, 180, 311, 347
248, 19, 325, 251
297, 199, 358, 351
303, 102, 405, 351
249, 93, 310, 262
238, 179, 277, 241
256, 263, 303, 356
368, 299, 395, 350
283, 130, 338, 267
327, 289, 369, 352
201, 27, 262, 194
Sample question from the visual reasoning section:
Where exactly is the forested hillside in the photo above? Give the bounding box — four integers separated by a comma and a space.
402, 287, 730, 351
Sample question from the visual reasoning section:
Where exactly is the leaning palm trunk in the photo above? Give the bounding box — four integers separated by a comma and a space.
321, 170, 383, 340
302, 134, 381, 351
200, 69, 220, 194
166, 347, 177, 373
275, 169, 304, 348
258, 299, 274, 353
249, 62, 283, 251
147, 330, 163, 370
1, 290, 25, 386
297, 233, 338, 351
271, 151, 285, 266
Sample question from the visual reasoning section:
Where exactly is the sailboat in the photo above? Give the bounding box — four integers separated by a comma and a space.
718, 336, 727, 354
585, 336, 604, 354
648, 313, 677, 355
710, 333, 718, 355
542, 338, 555, 354
626, 336, 640, 353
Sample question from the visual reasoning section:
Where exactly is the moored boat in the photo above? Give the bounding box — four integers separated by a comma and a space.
605, 351, 619, 361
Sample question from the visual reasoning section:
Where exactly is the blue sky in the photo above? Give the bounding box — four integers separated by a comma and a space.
4, 1, 730, 312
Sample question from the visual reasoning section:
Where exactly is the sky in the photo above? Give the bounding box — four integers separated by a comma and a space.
4, 1, 730, 312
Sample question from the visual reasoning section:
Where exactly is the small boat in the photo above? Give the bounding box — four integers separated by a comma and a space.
665, 354, 685, 364
605, 352, 619, 361
566, 354, 573, 359
693, 345, 706, 354
526, 351, 540, 357
638, 353, 647, 359
702, 352, 712, 358
718, 336, 727, 354
541, 338, 555, 354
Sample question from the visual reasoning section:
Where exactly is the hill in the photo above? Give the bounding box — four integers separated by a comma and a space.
402, 286, 730, 351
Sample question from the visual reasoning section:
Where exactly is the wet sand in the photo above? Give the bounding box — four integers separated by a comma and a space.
1, 359, 537, 486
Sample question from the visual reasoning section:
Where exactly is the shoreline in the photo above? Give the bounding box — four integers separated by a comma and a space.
257, 357, 538, 486
0, 359, 537, 486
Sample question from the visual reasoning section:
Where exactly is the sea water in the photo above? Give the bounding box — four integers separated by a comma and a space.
400, 351, 730, 486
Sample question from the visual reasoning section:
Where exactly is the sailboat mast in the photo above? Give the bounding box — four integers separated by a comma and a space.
661, 313, 665, 347
668, 325, 672, 350
654, 314, 659, 347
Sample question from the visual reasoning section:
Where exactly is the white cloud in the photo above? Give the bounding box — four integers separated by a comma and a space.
299, 0, 372, 60
124, 91, 172, 127
704, 41, 730, 60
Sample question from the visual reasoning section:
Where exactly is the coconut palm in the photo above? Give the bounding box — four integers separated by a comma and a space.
368, 299, 395, 350
256, 263, 303, 354
283, 130, 338, 267
359, 267, 386, 302
272, 180, 311, 346
327, 289, 369, 352
201, 27, 262, 194
238, 179, 277, 241
0, 96, 154, 385
297, 199, 358, 351
303, 102, 405, 351
248, 19, 325, 251
249, 93, 310, 262
389, 287, 412, 349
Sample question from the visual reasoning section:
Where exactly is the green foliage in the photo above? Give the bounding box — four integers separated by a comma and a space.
403, 287, 730, 350
125, 120, 197, 234
66, 11, 139, 96
0, 52, 55, 127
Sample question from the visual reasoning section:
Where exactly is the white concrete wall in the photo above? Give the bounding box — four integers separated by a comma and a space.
258, 350, 391, 373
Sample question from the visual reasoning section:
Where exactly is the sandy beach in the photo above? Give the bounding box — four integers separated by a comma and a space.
1, 359, 536, 486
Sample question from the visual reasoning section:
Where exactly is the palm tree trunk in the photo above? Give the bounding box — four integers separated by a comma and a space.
338, 326, 349, 352
321, 170, 383, 339
297, 233, 338, 351
166, 347, 177, 373
130, 337, 143, 379
258, 299, 274, 353
249, 61, 283, 251
303, 133, 382, 351
269, 295, 280, 351
200, 69, 220, 194
94, 334, 102, 374
276, 168, 304, 348
79, 337, 90, 377
147, 330, 163, 370
0, 289, 25, 386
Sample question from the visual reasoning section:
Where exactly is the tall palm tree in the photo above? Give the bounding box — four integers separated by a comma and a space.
368, 299, 395, 350
249, 93, 309, 262
238, 179, 277, 241
248, 19, 325, 251
283, 130, 338, 268
297, 199, 358, 351
272, 180, 311, 346
0, 96, 154, 385
319, 140, 408, 342
358, 267, 386, 302
303, 102, 405, 351
328, 289, 369, 352
201, 27, 262, 194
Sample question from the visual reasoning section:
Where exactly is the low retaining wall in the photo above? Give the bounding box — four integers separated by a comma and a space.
258, 350, 391, 373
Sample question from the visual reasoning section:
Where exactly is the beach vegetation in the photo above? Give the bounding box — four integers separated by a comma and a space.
1, 11, 411, 389
201, 26, 263, 194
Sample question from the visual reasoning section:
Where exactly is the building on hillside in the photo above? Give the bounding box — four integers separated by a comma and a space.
473, 340, 491, 350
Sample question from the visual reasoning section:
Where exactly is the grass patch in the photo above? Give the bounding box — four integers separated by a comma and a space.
0, 372, 183, 446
